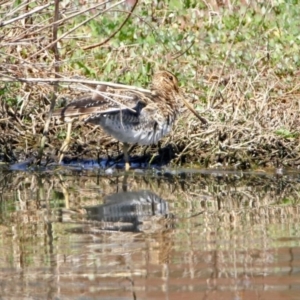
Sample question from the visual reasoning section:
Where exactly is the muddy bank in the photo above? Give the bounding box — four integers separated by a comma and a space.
1, 0, 300, 169
1, 82, 300, 170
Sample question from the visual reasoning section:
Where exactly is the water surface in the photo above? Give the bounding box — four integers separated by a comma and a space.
0, 167, 299, 299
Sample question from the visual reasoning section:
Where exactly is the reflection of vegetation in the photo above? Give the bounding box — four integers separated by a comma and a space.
0, 170, 299, 297
1, 170, 299, 218
1, 1, 300, 168
1, 170, 300, 236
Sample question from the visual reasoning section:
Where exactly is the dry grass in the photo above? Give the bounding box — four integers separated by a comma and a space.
1, 0, 300, 169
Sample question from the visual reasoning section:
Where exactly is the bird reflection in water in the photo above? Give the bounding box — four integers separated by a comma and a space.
85, 190, 172, 232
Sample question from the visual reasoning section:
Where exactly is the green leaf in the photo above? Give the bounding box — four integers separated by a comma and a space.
168, 0, 183, 9
76, 61, 96, 77
274, 128, 298, 138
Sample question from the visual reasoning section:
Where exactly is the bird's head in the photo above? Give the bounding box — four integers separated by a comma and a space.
151, 70, 208, 125
151, 71, 180, 94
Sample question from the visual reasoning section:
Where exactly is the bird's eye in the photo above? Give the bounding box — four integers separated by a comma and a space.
168, 75, 173, 81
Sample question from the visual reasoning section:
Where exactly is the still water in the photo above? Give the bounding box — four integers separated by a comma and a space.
0, 167, 299, 299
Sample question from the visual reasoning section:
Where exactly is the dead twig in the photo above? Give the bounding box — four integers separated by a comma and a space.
0, 2, 52, 27
2, 75, 150, 93
28, 0, 126, 59
83, 0, 139, 50
37, 0, 61, 164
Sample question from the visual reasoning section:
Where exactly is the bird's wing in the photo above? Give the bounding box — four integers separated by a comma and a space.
53, 88, 150, 119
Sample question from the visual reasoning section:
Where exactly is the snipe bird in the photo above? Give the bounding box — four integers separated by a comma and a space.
53, 71, 206, 170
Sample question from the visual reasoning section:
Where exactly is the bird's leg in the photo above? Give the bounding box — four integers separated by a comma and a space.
115, 144, 136, 161
59, 122, 72, 163
123, 142, 130, 171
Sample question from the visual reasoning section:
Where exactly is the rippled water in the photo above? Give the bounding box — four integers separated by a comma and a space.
0, 167, 299, 299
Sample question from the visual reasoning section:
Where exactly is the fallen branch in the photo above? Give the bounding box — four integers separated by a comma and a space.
2, 75, 151, 93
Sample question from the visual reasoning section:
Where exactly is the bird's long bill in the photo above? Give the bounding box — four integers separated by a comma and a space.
181, 97, 208, 125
